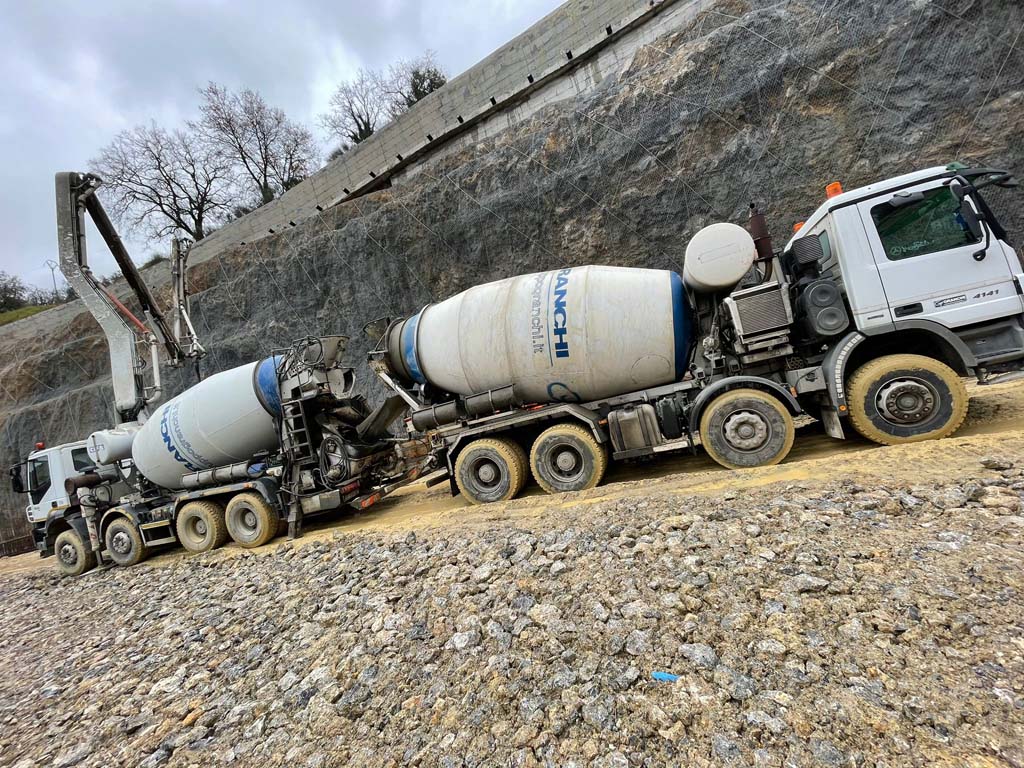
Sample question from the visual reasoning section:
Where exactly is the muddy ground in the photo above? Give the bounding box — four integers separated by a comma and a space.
0, 380, 1022, 767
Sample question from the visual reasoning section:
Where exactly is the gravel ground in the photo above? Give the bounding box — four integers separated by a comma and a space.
1, 457, 1022, 768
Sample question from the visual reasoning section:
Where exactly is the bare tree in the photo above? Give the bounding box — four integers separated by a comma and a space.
196, 83, 317, 206
90, 123, 234, 242
386, 51, 448, 118
0, 271, 27, 312
319, 68, 390, 149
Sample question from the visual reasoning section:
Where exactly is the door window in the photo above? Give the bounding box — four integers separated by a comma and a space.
871, 186, 980, 261
28, 457, 51, 505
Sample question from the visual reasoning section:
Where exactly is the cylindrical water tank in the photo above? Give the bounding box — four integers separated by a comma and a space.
87, 423, 142, 465
386, 265, 690, 404
131, 358, 282, 490
683, 223, 756, 293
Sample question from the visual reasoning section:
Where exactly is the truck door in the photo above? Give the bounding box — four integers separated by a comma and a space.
857, 180, 1023, 328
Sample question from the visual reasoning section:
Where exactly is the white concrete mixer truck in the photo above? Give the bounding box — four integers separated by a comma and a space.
368, 164, 1024, 505
8, 173, 431, 576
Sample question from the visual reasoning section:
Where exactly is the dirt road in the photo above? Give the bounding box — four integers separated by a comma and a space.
4, 377, 1024, 579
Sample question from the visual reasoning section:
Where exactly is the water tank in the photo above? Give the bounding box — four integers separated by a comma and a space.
130, 358, 282, 490
683, 223, 756, 293
385, 265, 690, 403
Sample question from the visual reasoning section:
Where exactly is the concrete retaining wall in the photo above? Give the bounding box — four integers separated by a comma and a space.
189, 0, 689, 264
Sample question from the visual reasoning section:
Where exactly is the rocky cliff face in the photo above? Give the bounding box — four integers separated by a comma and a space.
2, 0, 1022, 548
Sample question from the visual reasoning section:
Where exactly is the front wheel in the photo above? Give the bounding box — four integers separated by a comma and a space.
225, 492, 279, 548
699, 389, 795, 470
104, 518, 148, 567
54, 529, 97, 577
846, 354, 968, 445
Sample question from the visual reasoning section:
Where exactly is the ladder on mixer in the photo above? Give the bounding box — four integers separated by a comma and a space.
280, 398, 316, 538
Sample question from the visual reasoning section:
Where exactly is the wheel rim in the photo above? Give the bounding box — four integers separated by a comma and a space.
875, 377, 937, 426
546, 442, 585, 484
238, 507, 259, 536
110, 529, 132, 555
58, 541, 78, 567
722, 409, 771, 452
469, 456, 502, 490
183, 514, 208, 546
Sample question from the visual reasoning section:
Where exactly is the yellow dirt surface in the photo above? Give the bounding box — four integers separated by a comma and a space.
5, 377, 1024, 578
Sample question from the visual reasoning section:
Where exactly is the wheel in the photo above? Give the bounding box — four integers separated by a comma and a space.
529, 423, 608, 495
225, 492, 280, 548
176, 500, 229, 553
454, 438, 528, 505
53, 529, 96, 577
846, 354, 968, 445
104, 518, 148, 567
699, 388, 795, 470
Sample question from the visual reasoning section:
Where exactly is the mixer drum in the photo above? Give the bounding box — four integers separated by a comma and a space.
131, 358, 281, 490
386, 265, 691, 403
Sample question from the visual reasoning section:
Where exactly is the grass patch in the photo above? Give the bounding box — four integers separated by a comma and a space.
0, 305, 54, 327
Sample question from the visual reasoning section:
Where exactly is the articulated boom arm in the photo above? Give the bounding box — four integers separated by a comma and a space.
54, 172, 204, 423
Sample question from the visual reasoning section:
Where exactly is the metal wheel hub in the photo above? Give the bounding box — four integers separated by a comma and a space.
111, 530, 132, 555
473, 458, 500, 488
547, 444, 584, 481
554, 448, 579, 473
194, 518, 207, 537
242, 509, 258, 530
723, 410, 770, 451
58, 542, 77, 565
876, 378, 936, 425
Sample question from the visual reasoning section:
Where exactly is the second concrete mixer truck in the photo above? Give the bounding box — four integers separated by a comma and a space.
9, 173, 431, 576
368, 164, 1024, 505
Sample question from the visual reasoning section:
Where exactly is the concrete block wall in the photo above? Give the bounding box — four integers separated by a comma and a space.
189, 0, 686, 264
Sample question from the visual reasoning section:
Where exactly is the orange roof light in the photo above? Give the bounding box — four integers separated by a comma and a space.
34, 441, 45, 450
825, 181, 844, 199
793, 221, 805, 233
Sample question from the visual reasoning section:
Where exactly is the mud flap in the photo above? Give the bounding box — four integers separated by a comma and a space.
821, 408, 845, 440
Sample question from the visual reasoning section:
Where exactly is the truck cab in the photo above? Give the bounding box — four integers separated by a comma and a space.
10, 441, 96, 559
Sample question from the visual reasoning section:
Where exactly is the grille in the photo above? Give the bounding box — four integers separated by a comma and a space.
732, 284, 791, 337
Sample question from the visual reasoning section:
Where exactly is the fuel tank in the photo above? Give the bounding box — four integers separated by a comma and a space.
385, 265, 690, 403
130, 358, 281, 490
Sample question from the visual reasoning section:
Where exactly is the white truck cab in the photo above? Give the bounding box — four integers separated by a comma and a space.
12, 441, 93, 526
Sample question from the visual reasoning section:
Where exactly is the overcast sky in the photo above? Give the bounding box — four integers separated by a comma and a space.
0, 0, 562, 288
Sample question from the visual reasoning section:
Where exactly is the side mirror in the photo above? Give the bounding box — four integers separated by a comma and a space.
9, 464, 25, 494
959, 202, 984, 241
888, 190, 924, 208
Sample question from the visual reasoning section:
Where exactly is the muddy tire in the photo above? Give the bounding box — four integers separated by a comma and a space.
176, 500, 229, 553
54, 529, 96, 577
529, 423, 608, 495
104, 518, 148, 567
846, 354, 968, 445
700, 388, 795, 470
454, 438, 528, 505
225, 492, 279, 548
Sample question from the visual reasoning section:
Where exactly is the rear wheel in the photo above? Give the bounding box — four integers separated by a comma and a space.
700, 388, 795, 470
54, 529, 96, 577
454, 438, 527, 505
225, 492, 279, 548
176, 500, 229, 553
529, 423, 608, 495
104, 518, 148, 567
846, 354, 968, 445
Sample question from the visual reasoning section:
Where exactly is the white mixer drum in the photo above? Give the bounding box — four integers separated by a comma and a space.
387, 265, 691, 403
130, 358, 281, 490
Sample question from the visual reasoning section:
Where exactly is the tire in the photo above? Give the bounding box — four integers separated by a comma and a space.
176, 500, 229, 553
846, 354, 968, 445
53, 529, 96, 577
104, 518, 148, 567
225, 492, 280, 548
699, 388, 795, 470
529, 423, 608, 495
454, 438, 528, 505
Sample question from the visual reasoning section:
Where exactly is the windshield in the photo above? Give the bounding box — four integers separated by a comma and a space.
28, 457, 51, 505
